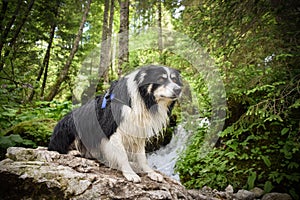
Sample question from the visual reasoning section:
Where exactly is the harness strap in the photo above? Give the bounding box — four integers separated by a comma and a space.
101, 93, 115, 109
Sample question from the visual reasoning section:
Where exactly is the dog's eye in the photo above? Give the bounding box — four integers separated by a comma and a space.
158, 77, 166, 83
171, 77, 177, 83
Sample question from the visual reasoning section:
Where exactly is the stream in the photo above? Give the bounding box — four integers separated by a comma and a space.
147, 124, 189, 181
147, 118, 209, 181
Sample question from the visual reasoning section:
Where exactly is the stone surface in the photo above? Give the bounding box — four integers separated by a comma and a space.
261, 192, 293, 200
233, 189, 256, 200
250, 187, 265, 198
0, 147, 294, 200
0, 147, 198, 200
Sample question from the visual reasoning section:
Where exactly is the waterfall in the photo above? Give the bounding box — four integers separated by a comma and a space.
147, 118, 210, 181
147, 124, 191, 181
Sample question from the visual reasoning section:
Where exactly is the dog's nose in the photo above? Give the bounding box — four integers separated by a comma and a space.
174, 88, 182, 96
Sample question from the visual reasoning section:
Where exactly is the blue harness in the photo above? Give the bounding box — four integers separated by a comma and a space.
101, 92, 115, 109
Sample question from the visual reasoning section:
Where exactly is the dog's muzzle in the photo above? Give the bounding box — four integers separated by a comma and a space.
173, 88, 182, 96
169, 87, 182, 99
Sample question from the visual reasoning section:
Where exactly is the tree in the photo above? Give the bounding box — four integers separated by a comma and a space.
118, 0, 129, 77
99, 0, 110, 78
28, 1, 60, 101
99, 0, 115, 83
46, 0, 92, 101
108, 0, 115, 77
0, 0, 35, 71
157, 0, 165, 64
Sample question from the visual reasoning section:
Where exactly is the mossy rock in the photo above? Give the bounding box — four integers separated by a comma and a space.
3, 118, 56, 147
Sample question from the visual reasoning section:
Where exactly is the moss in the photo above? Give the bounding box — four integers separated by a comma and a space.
3, 118, 56, 147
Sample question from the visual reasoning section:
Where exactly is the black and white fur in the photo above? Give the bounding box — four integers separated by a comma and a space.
48, 65, 183, 182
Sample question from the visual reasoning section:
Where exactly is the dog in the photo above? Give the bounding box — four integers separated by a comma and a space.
48, 65, 183, 182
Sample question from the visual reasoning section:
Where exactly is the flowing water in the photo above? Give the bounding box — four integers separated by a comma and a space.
147, 118, 210, 181
147, 124, 188, 180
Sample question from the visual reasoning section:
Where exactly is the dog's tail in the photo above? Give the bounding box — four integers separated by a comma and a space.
48, 113, 76, 154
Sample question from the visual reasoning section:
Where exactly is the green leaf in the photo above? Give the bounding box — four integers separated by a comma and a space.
281, 128, 289, 135
0, 136, 14, 148
8, 134, 24, 143
1, 111, 16, 117
289, 99, 300, 109
262, 155, 271, 167
288, 162, 299, 170
289, 188, 299, 200
247, 171, 256, 189
264, 181, 273, 193
225, 151, 238, 159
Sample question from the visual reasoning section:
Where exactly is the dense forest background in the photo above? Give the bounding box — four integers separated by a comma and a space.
0, 0, 299, 199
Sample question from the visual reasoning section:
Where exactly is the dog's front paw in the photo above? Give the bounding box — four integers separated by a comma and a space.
147, 171, 164, 182
123, 171, 141, 183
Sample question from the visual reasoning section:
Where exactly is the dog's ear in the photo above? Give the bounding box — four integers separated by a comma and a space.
173, 68, 183, 83
175, 69, 181, 74
171, 68, 181, 76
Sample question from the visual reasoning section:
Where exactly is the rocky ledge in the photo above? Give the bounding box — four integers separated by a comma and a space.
0, 147, 293, 200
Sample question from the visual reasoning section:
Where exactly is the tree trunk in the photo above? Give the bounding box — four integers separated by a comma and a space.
28, 4, 59, 102
100, 0, 115, 83
99, 0, 110, 84
46, 0, 92, 101
40, 19, 57, 99
157, 0, 163, 50
28, 23, 56, 101
0, 0, 14, 55
40, 2, 61, 99
157, 0, 165, 64
118, 0, 129, 77
0, 0, 9, 31
108, 0, 115, 79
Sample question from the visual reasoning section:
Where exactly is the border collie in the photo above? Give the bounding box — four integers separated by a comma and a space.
48, 65, 183, 182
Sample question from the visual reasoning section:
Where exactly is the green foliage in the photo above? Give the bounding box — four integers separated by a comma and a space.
0, 134, 36, 149
176, 95, 300, 195
3, 118, 56, 147
175, 0, 300, 199
0, 134, 36, 160
0, 101, 72, 131
176, 69, 300, 199
0, 0, 96, 103
0, 101, 72, 160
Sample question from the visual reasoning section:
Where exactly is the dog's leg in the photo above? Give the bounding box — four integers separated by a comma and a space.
101, 131, 141, 183
48, 114, 76, 154
134, 146, 164, 182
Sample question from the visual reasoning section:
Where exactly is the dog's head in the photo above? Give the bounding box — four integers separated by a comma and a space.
135, 65, 183, 109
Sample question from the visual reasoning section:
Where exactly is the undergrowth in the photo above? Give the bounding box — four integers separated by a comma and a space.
176, 80, 300, 200
0, 101, 73, 160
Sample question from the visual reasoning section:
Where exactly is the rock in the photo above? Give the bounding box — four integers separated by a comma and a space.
225, 185, 234, 194
262, 192, 293, 200
0, 147, 295, 200
233, 189, 256, 200
187, 189, 220, 200
0, 147, 194, 200
193, 186, 232, 200
224, 184, 234, 199
250, 187, 264, 198
201, 186, 213, 195
198, 185, 233, 200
